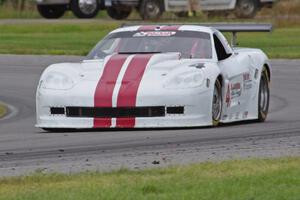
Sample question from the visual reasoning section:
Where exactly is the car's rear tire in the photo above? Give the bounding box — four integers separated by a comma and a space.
139, 0, 163, 20
106, 7, 132, 20
235, 0, 259, 18
37, 4, 66, 19
71, 0, 99, 18
212, 78, 223, 126
257, 67, 270, 122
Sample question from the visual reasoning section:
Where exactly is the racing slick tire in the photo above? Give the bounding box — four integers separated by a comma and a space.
234, 0, 259, 19
106, 7, 132, 20
71, 0, 99, 18
257, 67, 270, 122
212, 78, 223, 126
37, 4, 66, 19
139, 0, 163, 20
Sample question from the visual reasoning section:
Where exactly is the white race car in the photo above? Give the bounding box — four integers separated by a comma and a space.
36, 24, 271, 130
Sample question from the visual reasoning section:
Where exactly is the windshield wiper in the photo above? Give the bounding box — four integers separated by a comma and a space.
118, 51, 161, 54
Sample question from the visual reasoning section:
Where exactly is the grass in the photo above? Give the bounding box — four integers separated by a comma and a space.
0, 157, 299, 200
0, 103, 7, 118
0, 22, 299, 58
0, 22, 119, 56
0, 6, 39, 19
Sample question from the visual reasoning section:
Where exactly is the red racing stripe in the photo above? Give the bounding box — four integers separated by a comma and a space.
93, 54, 128, 128
116, 54, 153, 128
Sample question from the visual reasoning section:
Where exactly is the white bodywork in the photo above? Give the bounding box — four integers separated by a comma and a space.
36, 25, 271, 129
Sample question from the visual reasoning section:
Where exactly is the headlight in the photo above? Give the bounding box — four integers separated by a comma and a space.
164, 71, 205, 89
42, 72, 74, 90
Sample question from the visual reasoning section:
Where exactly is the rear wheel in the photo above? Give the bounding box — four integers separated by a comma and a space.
37, 4, 66, 19
71, 0, 99, 18
139, 0, 163, 20
257, 67, 270, 122
212, 79, 223, 126
106, 7, 132, 20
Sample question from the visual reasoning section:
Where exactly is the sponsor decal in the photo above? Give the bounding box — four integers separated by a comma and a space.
243, 72, 252, 90
116, 54, 153, 128
93, 54, 129, 128
231, 82, 242, 98
133, 31, 176, 37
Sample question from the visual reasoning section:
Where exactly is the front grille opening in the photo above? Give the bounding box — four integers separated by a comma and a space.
66, 106, 166, 118
166, 106, 184, 114
50, 107, 65, 115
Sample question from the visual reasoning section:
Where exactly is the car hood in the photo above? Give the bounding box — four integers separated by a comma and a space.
77, 53, 209, 83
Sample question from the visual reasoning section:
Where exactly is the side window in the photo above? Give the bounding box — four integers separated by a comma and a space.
213, 34, 231, 61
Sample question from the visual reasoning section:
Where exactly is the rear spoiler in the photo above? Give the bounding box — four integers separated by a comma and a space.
120, 23, 273, 46
205, 23, 273, 46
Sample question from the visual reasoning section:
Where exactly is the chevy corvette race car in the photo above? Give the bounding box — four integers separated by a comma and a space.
36, 24, 271, 130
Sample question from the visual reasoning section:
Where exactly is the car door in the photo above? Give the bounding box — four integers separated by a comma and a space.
213, 32, 252, 120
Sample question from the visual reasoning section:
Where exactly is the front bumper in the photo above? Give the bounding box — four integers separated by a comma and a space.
36, 84, 213, 129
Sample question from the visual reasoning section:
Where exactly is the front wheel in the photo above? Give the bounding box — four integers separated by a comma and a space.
139, 0, 163, 20
257, 67, 270, 122
37, 4, 66, 19
71, 0, 99, 18
212, 79, 223, 126
106, 7, 131, 20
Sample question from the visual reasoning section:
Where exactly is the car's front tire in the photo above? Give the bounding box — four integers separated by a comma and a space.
212, 78, 223, 126
257, 67, 270, 122
37, 4, 66, 19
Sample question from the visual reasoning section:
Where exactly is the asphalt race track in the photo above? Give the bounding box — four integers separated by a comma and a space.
0, 55, 299, 177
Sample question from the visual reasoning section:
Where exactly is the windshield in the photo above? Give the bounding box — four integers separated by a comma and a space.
87, 30, 212, 59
